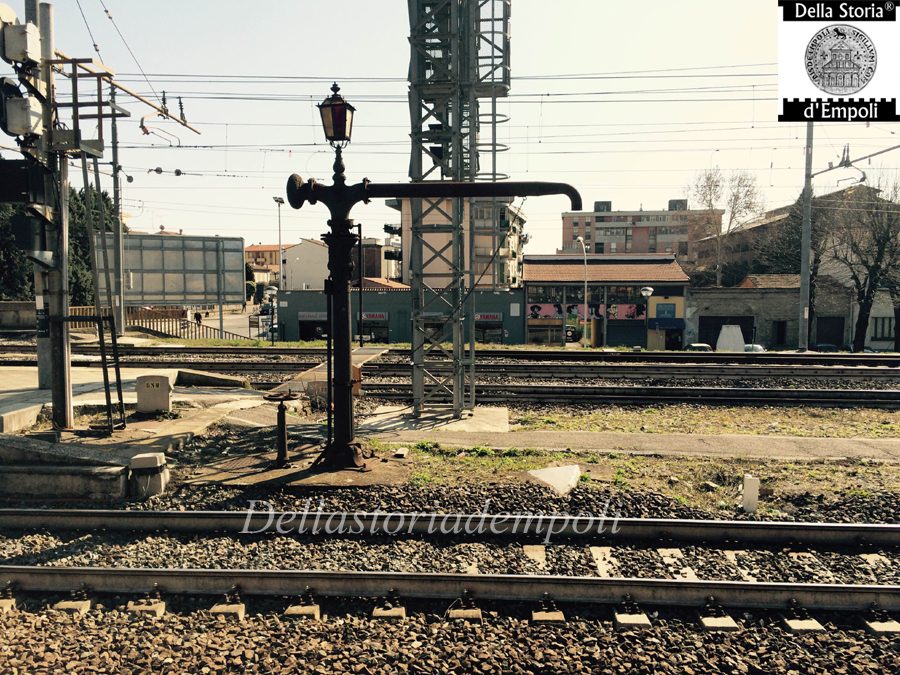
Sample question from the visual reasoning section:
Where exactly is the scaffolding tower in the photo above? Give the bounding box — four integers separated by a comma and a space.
407, 0, 511, 417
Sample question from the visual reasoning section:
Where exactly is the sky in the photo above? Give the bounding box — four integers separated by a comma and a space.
3, 0, 899, 254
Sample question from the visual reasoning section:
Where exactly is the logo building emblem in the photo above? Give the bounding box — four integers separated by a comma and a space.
805, 24, 877, 95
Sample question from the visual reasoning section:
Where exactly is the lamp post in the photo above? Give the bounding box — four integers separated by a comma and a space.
273, 196, 285, 342
640, 286, 654, 350
575, 236, 588, 347
286, 83, 583, 469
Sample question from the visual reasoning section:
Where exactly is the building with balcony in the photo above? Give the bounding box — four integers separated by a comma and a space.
387, 197, 527, 288
560, 199, 722, 263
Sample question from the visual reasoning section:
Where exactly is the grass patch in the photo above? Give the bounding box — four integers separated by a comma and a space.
511, 403, 900, 439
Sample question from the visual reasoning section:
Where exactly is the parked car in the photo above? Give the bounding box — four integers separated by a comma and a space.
685, 343, 713, 352
744, 343, 766, 353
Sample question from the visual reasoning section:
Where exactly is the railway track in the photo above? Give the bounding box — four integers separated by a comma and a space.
2, 357, 898, 381
361, 382, 900, 407
1, 342, 897, 367
2, 509, 895, 545
3, 566, 895, 611
1, 510, 897, 612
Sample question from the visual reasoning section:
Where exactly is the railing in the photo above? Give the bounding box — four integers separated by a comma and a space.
123, 307, 249, 341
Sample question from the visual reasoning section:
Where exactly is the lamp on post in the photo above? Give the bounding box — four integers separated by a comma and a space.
575, 236, 588, 347
285, 83, 583, 469
273, 196, 284, 342
640, 286, 654, 350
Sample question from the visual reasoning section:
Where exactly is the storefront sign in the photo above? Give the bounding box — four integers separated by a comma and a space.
362, 312, 388, 321
298, 312, 327, 321
475, 312, 503, 322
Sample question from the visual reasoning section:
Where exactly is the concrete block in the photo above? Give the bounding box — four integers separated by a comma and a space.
865, 619, 900, 635
129, 452, 170, 499
210, 602, 245, 621
372, 606, 406, 620
449, 608, 482, 622
532, 610, 565, 624
0, 403, 44, 433
589, 546, 614, 577
393, 447, 409, 459
716, 325, 745, 352
700, 615, 740, 632
782, 617, 824, 633
284, 604, 320, 620
0, 465, 127, 501
527, 464, 582, 497
127, 600, 166, 617
136, 374, 173, 413
614, 612, 652, 629
742, 474, 760, 513
522, 544, 547, 568
54, 599, 91, 615
0, 598, 15, 614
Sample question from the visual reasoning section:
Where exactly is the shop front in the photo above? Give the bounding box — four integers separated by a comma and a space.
357, 311, 390, 343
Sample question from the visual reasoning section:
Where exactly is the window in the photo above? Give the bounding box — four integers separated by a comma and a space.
610, 242, 617, 253
656, 303, 676, 319
873, 317, 895, 340
594, 242, 604, 254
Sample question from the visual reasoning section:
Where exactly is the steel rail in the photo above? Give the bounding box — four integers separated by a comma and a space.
362, 383, 900, 406
1, 510, 896, 547
364, 363, 900, 380
1, 344, 897, 367
4, 358, 897, 380
1, 566, 897, 610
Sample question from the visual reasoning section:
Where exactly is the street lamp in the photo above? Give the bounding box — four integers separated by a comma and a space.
640, 286, 654, 350
273, 196, 284, 342
575, 236, 588, 347
286, 82, 583, 469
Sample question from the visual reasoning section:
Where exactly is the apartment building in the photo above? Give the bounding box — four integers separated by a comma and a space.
388, 197, 527, 288
560, 199, 721, 263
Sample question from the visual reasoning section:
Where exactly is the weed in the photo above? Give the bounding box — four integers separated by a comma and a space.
409, 471, 434, 486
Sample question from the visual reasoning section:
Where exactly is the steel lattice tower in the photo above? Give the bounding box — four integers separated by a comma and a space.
407, 0, 511, 417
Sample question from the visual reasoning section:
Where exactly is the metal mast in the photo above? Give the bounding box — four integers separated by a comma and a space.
407, 0, 510, 417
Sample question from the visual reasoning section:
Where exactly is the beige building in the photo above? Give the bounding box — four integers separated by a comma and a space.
561, 200, 721, 263
388, 197, 527, 288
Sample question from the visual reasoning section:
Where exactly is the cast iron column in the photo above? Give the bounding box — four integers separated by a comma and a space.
323, 217, 361, 467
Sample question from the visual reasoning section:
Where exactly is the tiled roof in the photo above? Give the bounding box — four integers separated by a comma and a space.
737, 274, 800, 289
524, 256, 688, 283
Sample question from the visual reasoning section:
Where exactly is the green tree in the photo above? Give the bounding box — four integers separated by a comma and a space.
752, 192, 831, 334
66, 186, 119, 307
0, 186, 118, 307
0, 203, 34, 301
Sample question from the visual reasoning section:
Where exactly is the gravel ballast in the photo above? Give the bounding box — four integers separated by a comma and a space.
0, 606, 895, 674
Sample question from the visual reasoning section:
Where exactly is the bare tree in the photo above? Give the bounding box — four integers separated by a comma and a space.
691, 167, 762, 286
884, 269, 900, 352
829, 182, 900, 351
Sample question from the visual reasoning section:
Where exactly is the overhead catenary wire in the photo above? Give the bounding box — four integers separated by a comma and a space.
74, 0, 102, 58
97, 0, 161, 105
